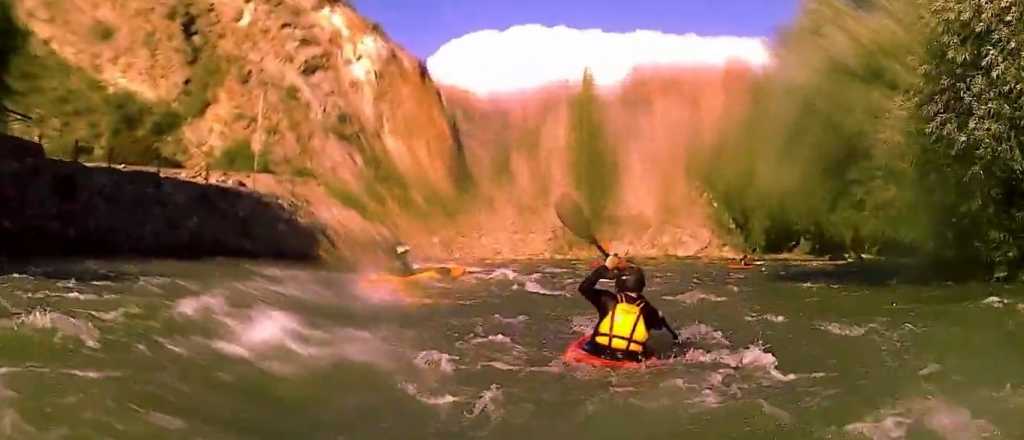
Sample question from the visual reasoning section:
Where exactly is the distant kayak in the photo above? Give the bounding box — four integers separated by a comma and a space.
356, 266, 467, 305
362, 265, 467, 285
562, 335, 656, 369
727, 264, 757, 270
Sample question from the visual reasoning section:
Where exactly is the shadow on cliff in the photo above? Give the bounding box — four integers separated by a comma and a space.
0, 157, 324, 260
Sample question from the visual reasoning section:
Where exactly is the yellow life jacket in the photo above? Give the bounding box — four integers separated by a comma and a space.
594, 294, 648, 353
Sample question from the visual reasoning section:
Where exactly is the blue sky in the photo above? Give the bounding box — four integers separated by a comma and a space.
353, 0, 801, 59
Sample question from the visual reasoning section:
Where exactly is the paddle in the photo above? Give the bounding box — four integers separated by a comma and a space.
554, 193, 610, 258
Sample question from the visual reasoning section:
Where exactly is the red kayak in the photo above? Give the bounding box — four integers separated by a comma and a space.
562, 335, 652, 369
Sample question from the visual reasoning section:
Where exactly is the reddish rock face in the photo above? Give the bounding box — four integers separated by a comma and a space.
12, 0, 463, 195
416, 65, 755, 259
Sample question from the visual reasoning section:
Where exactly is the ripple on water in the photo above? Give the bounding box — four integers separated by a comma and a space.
492, 314, 529, 325
523, 280, 565, 296
127, 404, 188, 431
399, 382, 460, 406
13, 309, 101, 348
683, 343, 798, 382
467, 334, 516, 346
78, 305, 143, 323
0, 366, 121, 379
814, 321, 877, 337
664, 289, 728, 305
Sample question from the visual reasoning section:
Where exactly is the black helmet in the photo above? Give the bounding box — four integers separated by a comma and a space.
614, 266, 646, 293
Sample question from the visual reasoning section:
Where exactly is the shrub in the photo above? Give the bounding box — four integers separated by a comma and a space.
179, 55, 225, 119
567, 68, 617, 224
212, 139, 255, 171
89, 21, 116, 42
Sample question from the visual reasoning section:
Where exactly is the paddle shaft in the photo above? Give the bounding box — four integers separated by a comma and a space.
590, 239, 610, 258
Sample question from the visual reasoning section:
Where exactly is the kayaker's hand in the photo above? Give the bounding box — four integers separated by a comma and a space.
604, 254, 626, 270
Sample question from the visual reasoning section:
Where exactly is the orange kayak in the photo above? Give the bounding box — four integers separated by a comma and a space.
355, 266, 466, 304
562, 335, 651, 369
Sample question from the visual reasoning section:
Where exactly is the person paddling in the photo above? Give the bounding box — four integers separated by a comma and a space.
389, 244, 465, 280
393, 244, 416, 277
577, 253, 679, 362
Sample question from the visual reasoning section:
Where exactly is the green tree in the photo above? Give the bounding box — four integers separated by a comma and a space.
212, 139, 256, 172
916, 0, 1024, 274
568, 68, 617, 224
691, 0, 928, 256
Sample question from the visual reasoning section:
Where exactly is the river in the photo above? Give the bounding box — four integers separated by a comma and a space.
0, 258, 1019, 439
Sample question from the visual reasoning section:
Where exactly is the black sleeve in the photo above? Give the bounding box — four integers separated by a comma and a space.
578, 266, 615, 316
641, 301, 667, 331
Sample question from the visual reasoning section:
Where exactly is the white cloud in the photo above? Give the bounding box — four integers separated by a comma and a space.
426, 24, 771, 96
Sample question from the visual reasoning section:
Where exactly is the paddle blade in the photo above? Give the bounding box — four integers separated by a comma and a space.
555, 193, 596, 242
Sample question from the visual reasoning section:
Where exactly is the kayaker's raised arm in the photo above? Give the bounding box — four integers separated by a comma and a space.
578, 265, 613, 310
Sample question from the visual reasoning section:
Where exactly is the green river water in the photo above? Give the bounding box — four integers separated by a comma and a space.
0, 258, 1020, 439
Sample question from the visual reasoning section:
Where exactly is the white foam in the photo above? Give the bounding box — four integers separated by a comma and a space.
145, 411, 187, 430
155, 337, 189, 356
570, 316, 598, 334
523, 280, 564, 296
678, 323, 731, 346
918, 363, 943, 376
78, 305, 142, 322
815, 321, 875, 337
177, 298, 399, 374
414, 350, 460, 374
400, 382, 460, 405
469, 334, 516, 346
173, 295, 229, 317
465, 384, 504, 420
846, 416, 912, 440
684, 343, 796, 382
845, 398, 997, 440
485, 269, 519, 280
0, 366, 121, 378
745, 313, 788, 323
14, 309, 101, 348
981, 296, 1009, 308
492, 314, 529, 324
759, 399, 793, 424
23, 291, 102, 300
477, 361, 521, 371
664, 290, 727, 305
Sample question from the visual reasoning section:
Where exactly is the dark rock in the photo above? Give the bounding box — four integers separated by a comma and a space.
0, 134, 45, 162
0, 158, 320, 260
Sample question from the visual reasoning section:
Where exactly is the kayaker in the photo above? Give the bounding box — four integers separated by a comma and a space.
577, 254, 679, 362
394, 244, 416, 277
389, 244, 465, 279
